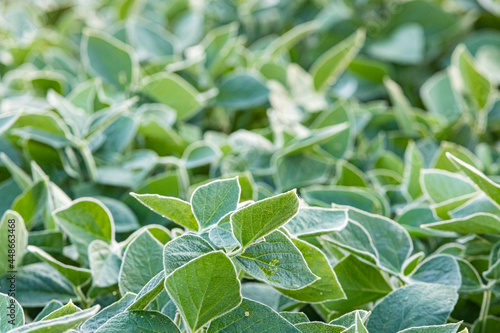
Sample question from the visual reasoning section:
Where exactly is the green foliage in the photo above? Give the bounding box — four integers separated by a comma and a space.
3, 0, 500, 332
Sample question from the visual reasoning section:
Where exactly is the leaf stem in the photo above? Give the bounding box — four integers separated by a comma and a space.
75, 286, 90, 309
174, 310, 182, 328
479, 289, 491, 333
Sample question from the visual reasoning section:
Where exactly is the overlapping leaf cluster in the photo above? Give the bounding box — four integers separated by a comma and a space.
2, 0, 500, 332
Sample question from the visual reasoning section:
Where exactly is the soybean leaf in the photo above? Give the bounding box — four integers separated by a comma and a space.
265, 21, 320, 58
1, 263, 77, 307
280, 312, 310, 324
329, 310, 370, 328
231, 190, 299, 248
422, 213, 500, 234
295, 322, 345, 332
53, 198, 114, 248
276, 238, 345, 302
321, 255, 392, 313
34, 301, 63, 322
366, 284, 459, 333
119, 230, 163, 294
164, 251, 241, 332
191, 177, 240, 229
447, 153, 500, 206
40, 300, 80, 320
310, 29, 365, 91
235, 230, 318, 289
421, 169, 476, 204
127, 271, 165, 311
216, 72, 270, 109
452, 44, 492, 111
28, 245, 91, 287
0, 210, 28, 276
0, 293, 24, 332
397, 323, 461, 333
88, 240, 122, 288
80, 293, 136, 333
82, 29, 138, 89
163, 234, 214, 275
94, 310, 179, 333
409, 255, 461, 290
9, 306, 99, 333
130, 193, 199, 231
207, 298, 299, 333
0, 152, 32, 190
285, 207, 348, 237
141, 73, 202, 120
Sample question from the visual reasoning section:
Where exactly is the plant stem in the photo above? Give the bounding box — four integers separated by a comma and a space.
479, 289, 491, 333
174, 311, 182, 328
75, 287, 89, 309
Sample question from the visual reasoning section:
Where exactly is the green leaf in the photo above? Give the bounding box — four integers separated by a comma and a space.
163, 234, 214, 275
310, 29, 365, 91
34, 301, 63, 322
95, 310, 180, 333
409, 255, 461, 290
422, 213, 500, 234
452, 44, 492, 110
420, 71, 463, 124
421, 169, 476, 204
235, 230, 318, 289
336, 160, 368, 188
0, 113, 19, 135
97, 197, 140, 233
285, 207, 347, 237
216, 72, 270, 109
323, 220, 379, 265
88, 240, 122, 288
119, 230, 163, 294
41, 301, 80, 320
404, 142, 424, 199
0, 152, 32, 190
191, 177, 240, 229
447, 153, 500, 206
456, 258, 483, 293
348, 208, 412, 273
0, 263, 77, 307
80, 293, 136, 333
130, 193, 199, 231
329, 310, 370, 328
342, 312, 369, 333
366, 284, 458, 333
27, 245, 91, 286
209, 218, 239, 248
207, 298, 299, 333
321, 255, 392, 313
367, 24, 425, 65
397, 323, 461, 333
0, 210, 28, 276
164, 251, 242, 332
9, 306, 99, 333
0, 293, 24, 332
295, 322, 345, 332
265, 21, 320, 58
127, 271, 165, 311
276, 238, 345, 302
280, 312, 310, 324
53, 198, 114, 248
384, 78, 417, 136
182, 142, 221, 169
141, 72, 202, 120
231, 189, 299, 248
82, 29, 138, 89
